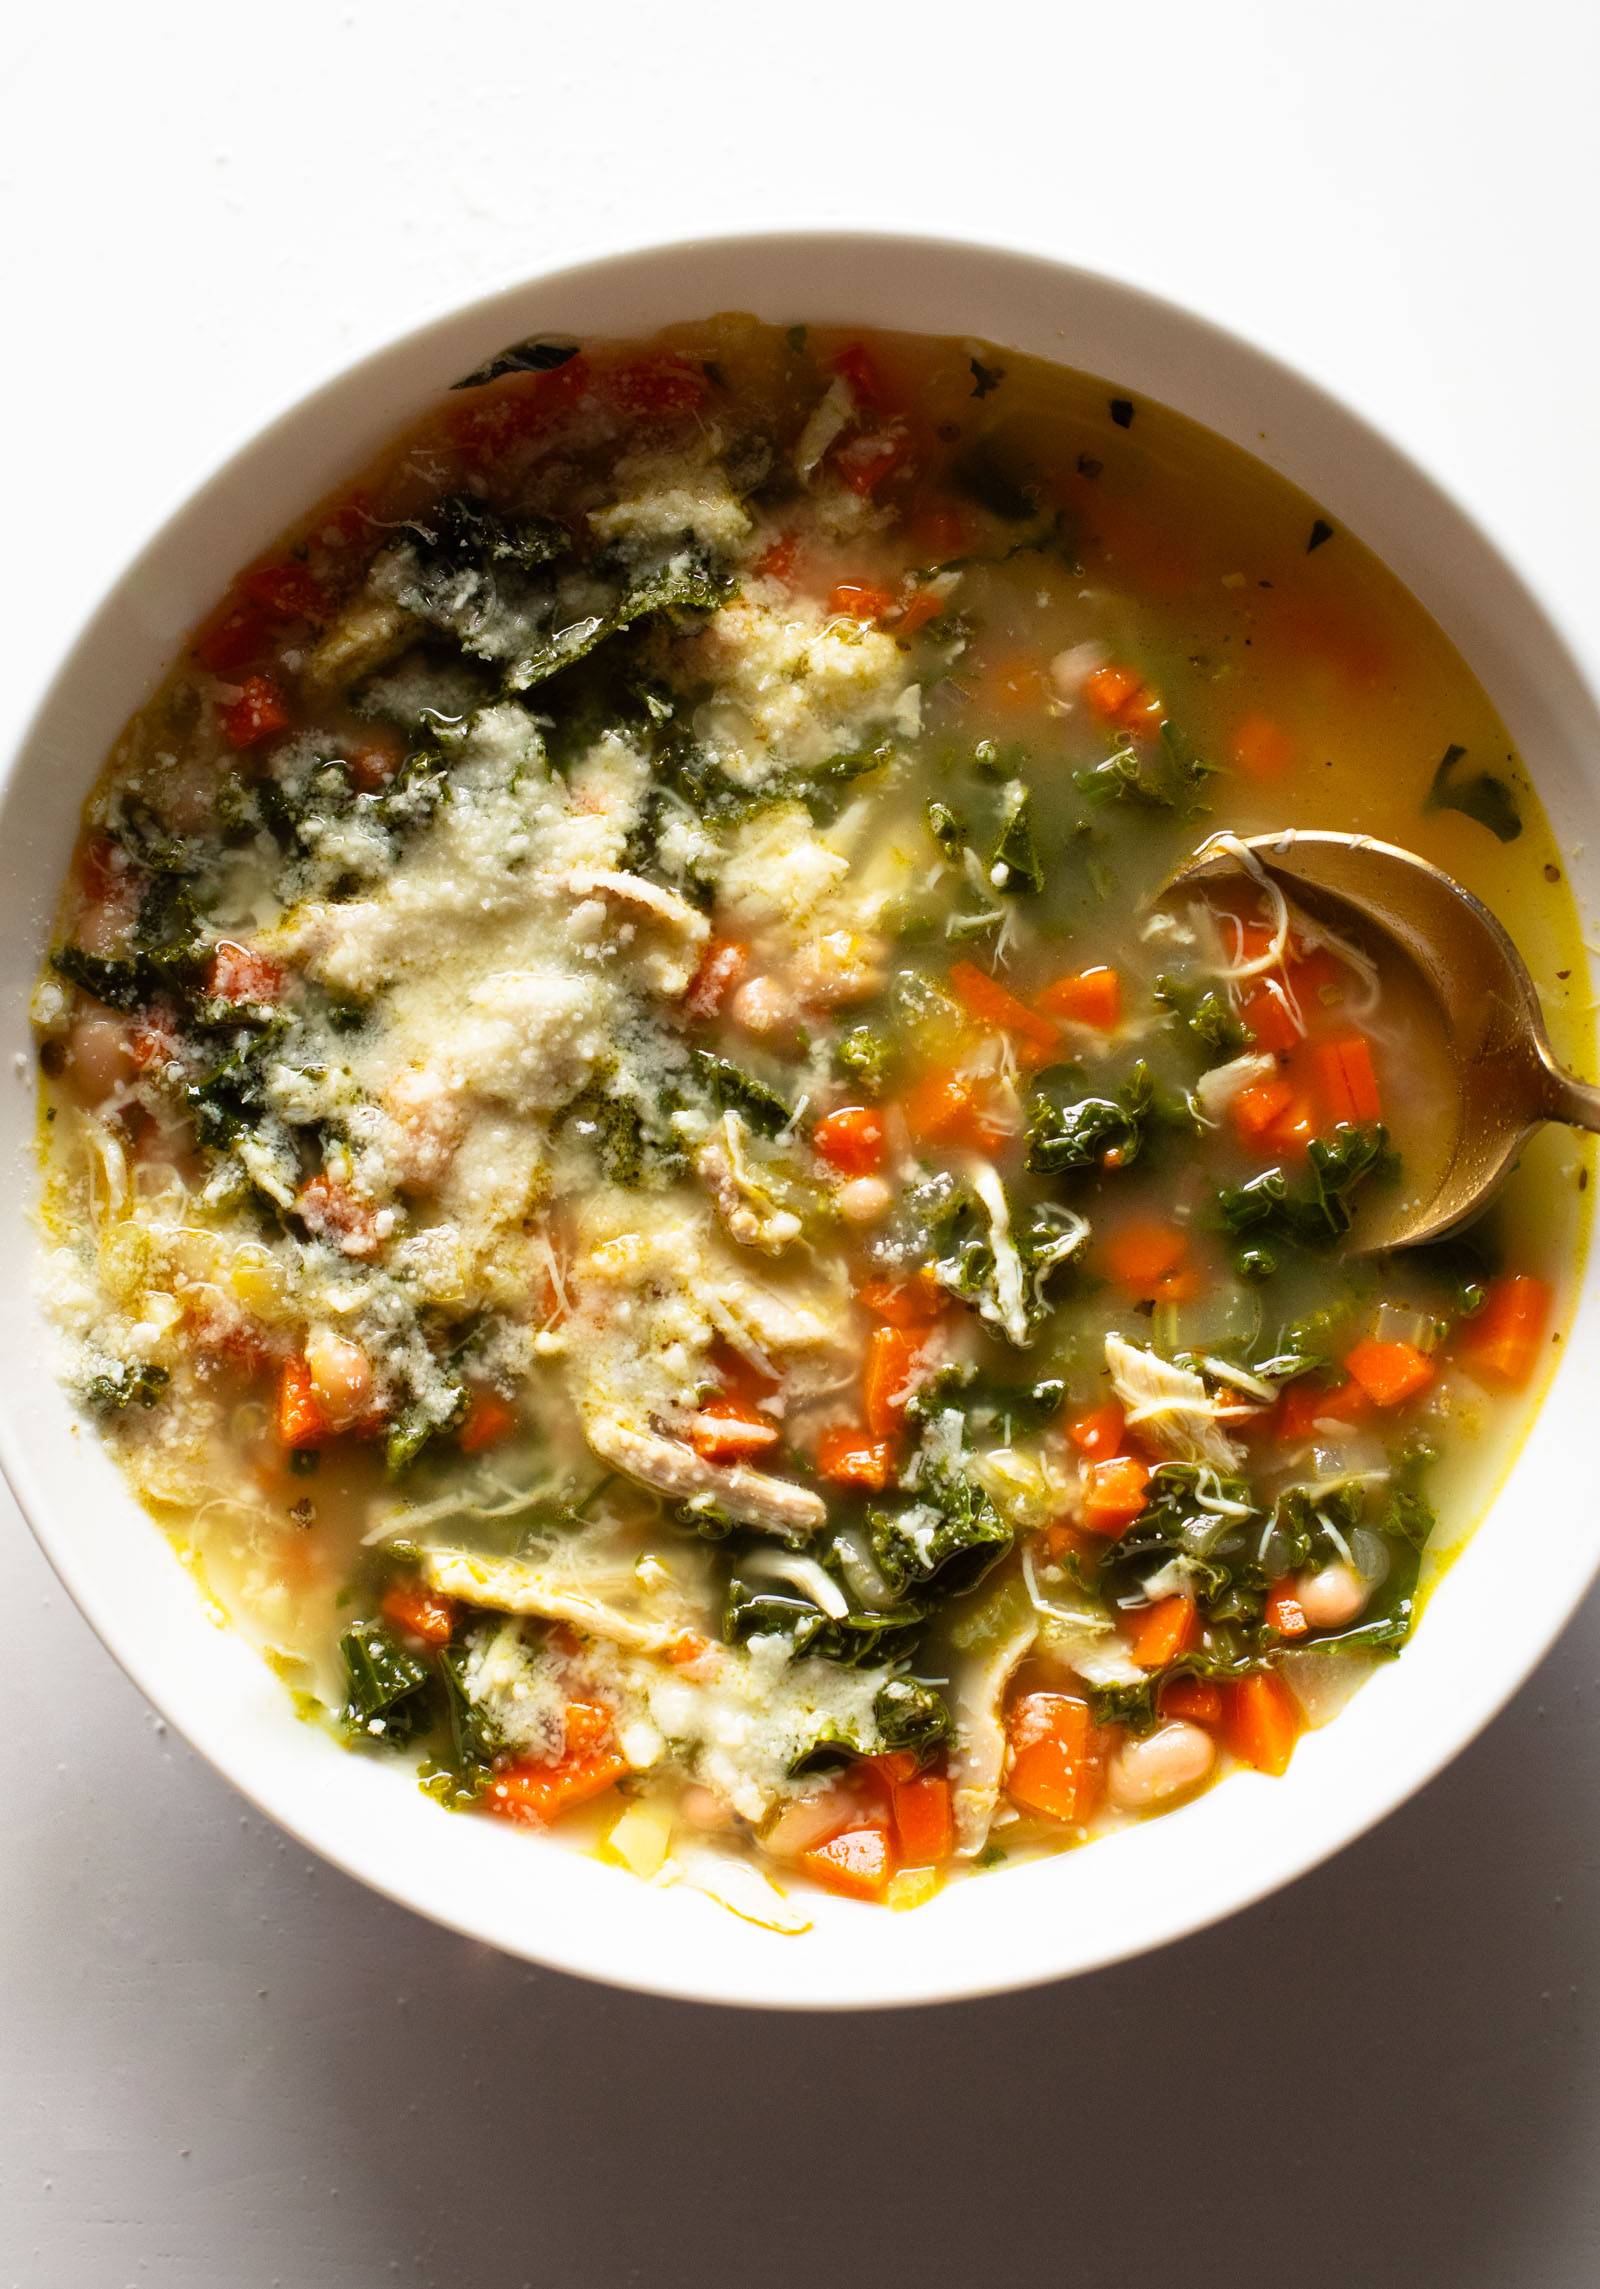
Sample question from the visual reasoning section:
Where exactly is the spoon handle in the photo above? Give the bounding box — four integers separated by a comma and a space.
1537, 1060, 1600, 1136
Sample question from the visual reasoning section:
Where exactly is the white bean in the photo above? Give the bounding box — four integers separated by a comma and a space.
679, 1784, 734, 1833
1297, 1561, 1369, 1630
304, 1328, 374, 1429
729, 975, 798, 1040
835, 1175, 893, 1226
1107, 1721, 1216, 1810
67, 1015, 133, 1102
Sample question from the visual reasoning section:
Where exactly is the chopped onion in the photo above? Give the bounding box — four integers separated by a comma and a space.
1349, 1527, 1392, 1586
1280, 1647, 1377, 1727
1373, 1302, 1440, 1353
671, 1844, 813, 1935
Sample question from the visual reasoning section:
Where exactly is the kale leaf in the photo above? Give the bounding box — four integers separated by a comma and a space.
990, 781, 1043, 894
1153, 973, 1248, 1058
691, 1051, 795, 1138
1026, 1059, 1156, 1175
1075, 722, 1213, 813
1423, 742, 1523, 844
449, 337, 581, 390
339, 1620, 432, 1747
724, 1580, 928, 1669
1218, 1123, 1395, 1275
82, 1361, 170, 1414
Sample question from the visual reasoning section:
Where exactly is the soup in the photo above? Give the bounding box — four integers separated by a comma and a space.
31, 319, 1589, 1917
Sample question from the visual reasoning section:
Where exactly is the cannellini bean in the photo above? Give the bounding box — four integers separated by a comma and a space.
679, 1785, 734, 1833
835, 1174, 893, 1226
764, 1791, 849, 1859
729, 975, 798, 1040
304, 1327, 374, 1429
1107, 1721, 1216, 1810
1296, 1561, 1370, 1630
67, 1015, 134, 1101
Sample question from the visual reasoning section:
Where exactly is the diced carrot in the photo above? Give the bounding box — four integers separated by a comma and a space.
1461, 1272, 1552, 1389
276, 1355, 327, 1450
1277, 1375, 1372, 1441
1231, 714, 1295, 781
1081, 1454, 1151, 1535
1265, 1578, 1310, 1639
444, 355, 591, 460
1221, 1670, 1301, 1777
482, 1721, 630, 1827
458, 1390, 518, 1454
817, 1425, 895, 1491
346, 734, 403, 794
881, 1767, 954, 1865
1239, 978, 1303, 1056
1344, 1337, 1436, 1408
194, 602, 275, 674
947, 958, 1061, 1060
1317, 1032, 1382, 1125
691, 1397, 777, 1462
1288, 946, 1344, 1006
1084, 663, 1158, 730
829, 579, 897, 622
801, 1821, 895, 1902
812, 1105, 886, 1175
220, 674, 291, 750
595, 353, 708, 418
864, 1324, 920, 1441
753, 533, 798, 582
893, 586, 946, 637
207, 941, 285, 1004
240, 561, 328, 623
1101, 1219, 1189, 1294
1036, 965, 1122, 1030
1230, 1075, 1294, 1143
1006, 1692, 1103, 1823
1129, 1595, 1200, 1670
828, 338, 889, 407
857, 1270, 946, 1326
899, 1068, 1008, 1154
905, 503, 970, 559
1068, 1401, 1125, 1459
984, 654, 1052, 712
685, 935, 747, 1019
833, 429, 915, 495
1266, 1093, 1317, 1161
1041, 1518, 1097, 1568
380, 1579, 457, 1647
1160, 1675, 1223, 1725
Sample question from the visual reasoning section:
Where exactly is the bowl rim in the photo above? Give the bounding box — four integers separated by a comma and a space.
4, 225, 1598, 2010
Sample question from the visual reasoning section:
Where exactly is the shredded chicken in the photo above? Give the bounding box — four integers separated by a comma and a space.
949, 1613, 1038, 1856
421, 1547, 691, 1655
585, 1412, 827, 1536
560, 868, 710, 995
695, 1114, 802, 1254
1104, 1334, 1244, 1471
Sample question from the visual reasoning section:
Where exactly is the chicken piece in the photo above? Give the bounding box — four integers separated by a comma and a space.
948, 1611, 1038, 1857
302, 597, 415, 697
560, 868, 710, 996
1104, 1335, 1244, 1470
694, 1115, 801, 1255
585, 1411, 827, 1536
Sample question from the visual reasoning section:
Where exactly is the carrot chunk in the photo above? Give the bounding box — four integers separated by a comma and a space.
1101, 1219, 1189, 1293
276, 1356, 327, 1450
690, 1397, 777, 1462
1231, 714, 1295, 781
1344, 1337, 1436, 1408
880, 1766, 954, 1865
685, 936, 747, 1018
208, 941, 285, 1004
1230, 1074, 1294, 1143
801, 1820, 895, 1901
1277, 1374, 1372, 1441
1316, 1031, 1382, 1124
1221, 1670, 1301, 1776
817, 1425, 895, 1490
458, 1390, 518, 1453
1068, 1401, 1125, 1459
1081, 1455, 1151, 1535
482, 1711, 630, 1827
1160, 1675, 1223, 1725
380, 1580, 458, 1647
1084, 663, 1157, 730
829, 580, 897, 622
813, 1105, 886, 1175
220, 674, 291, 750
1239, 978, 1303, 1055
1461, 1273, 1552, 1388
1129, 1595, 1199, 1670
947, 959, 1061, 1060
899, 1068, 1008, 1154
1006, 1692, 1103, 1823
1265, 1578, 1310, 1639
1036, 965, 1122, 1030
857, 1270, 946, 1326
863, 1324, 919, 1441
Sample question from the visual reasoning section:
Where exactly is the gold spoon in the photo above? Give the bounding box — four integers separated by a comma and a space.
1164, 829, 1600, 1250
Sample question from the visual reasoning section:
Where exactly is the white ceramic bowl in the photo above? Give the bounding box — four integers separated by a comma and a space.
4, 232, 1598, 2010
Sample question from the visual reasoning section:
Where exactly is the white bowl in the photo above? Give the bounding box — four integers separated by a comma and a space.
4, 231, 1598, 2010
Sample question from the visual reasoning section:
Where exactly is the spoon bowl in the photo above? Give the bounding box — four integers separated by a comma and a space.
1165, 829, 1600, 1249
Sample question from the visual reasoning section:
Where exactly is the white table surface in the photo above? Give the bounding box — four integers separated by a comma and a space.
5, 4, 1600, 2282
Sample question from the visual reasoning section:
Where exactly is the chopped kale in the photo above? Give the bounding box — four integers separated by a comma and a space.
339, 1620, 432, 1747
872, 1676, 953, 1763
867, 1471, 1012, 1601
51, 935, 205, 1014
406, 492, 571, 579
926, 799, 966, 859
724, 1580, 928, 1669
1424, 742, 1523, 843
1108, 398, 1136, 429
920, 1175, 1086, 1343
1075, 721, 1213, 814
990, 781, 1043, 894
420, 1643, 503, 1806
560, 1082, 685, 1186
1026, 1059, 1157, 1175
1154, 973, 1249, 1058
907, 1365, 1067, 1436
385, 1385, 468, 1476
969, 355, 1005, 399
82, 1361, 170, 1413
834, 1025, 897, 1096
691, 1051, 796, 1138
1307, 518, 1335, 552
449, 337, 581, 389
185, 1017, 289, 1150
1218, 1123, 1395, 1274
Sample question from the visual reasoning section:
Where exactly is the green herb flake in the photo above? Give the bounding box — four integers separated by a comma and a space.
1423, 742, 1523, 843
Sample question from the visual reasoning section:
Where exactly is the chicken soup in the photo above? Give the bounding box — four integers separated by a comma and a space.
31, 319, 1588, 1915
